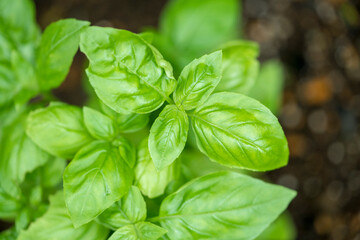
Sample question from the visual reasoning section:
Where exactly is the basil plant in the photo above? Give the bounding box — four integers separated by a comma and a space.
0, 0, 296, 239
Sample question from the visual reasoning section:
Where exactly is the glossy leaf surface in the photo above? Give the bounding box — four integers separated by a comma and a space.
191, 92, 289, 171
80, 26, 176, 114
97, 186, 146, 230
149, 105, 188, 170
108, 222, 167, 240
158, 171, 296, 239
36, 19, 90, 90
173, 51, 222, 110
135, 138, 177, 198
83, 106, 116, 140
17, 191, 109, 240
26, 102, 93, 159
63, 141, 133, 227
216, 40, 259, 94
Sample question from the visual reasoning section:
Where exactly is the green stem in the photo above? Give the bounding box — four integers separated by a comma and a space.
165, 96, 174, 105
147, 216, 162, 222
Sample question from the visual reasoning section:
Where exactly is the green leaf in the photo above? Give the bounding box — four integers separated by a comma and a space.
11, 50, 39, 106
83, 106, 116, 140
26, 102, 93, 159
38, 157, 66, 189
108, 222, 167, 240
98, 186, 146, 230
0, 178, 22, 219
36, 19, 90, 90
157, 0, 240, 71
0, 114, 50, 183
113, 136, 137, 168
17, 191, 109, 240
138, 31, 154, 44
135, 138, 178, 198
255, 213, 296, 240
0, 62, 17, 107
0, 0, 40, 57
0, 226, 17, 240
247, 60, 285, 115
63, 141, 133, 227
100, 103, 149, 133
157, 171, 296, 239
173, 51, 222, 110
216, 40, 260, 94
149, 105, 188, 170
191, 92, 289, 171
80, 26, 176, 114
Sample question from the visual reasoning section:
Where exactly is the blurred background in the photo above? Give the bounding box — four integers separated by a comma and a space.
33, 0, 360, 239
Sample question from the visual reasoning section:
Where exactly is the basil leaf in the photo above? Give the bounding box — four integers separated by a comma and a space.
135, 138, 177, 198
191, 92, 289, 171
26, 102, 93, 159
255, 213, 296, 240
108, 222, 167, 240
157, 171, 296, 239
98, 186, 146, 230
0, 226, 17, 240
38, 157, 66, 189
216, 40, 260, 94
0, 62, 17, 107
17, 191, 109, 240
100, 103, 149, 133
0, 0, 40, 58
0, 114, 50, 183
149, 105, 188, 170
157, 0, 239, 71
114, 136, 136, 168
138, 31, 154, 44
83, 106, 116, 140
11, 50, 38, 106
63, 141, 133, 227
36, 19, 89, 91
247, 60, 285, 115
0, 178, 22, 219
80, 26, 176, 114
173, 51, 222, 110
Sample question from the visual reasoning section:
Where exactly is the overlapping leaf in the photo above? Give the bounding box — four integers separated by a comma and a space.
158, 171, 296, 239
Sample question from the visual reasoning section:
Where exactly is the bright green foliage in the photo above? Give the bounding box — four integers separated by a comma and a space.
83, 107, 116, 140
36, 19, 90, 91
155, 0, 240, 72
0, 0, 88, 107
63, 141, 133, 227
100, 103, 149, 133
157, 172, 296, 239
191, 92, 289, 171
248, 60, 285, 115
0, 180, 22, 219
98, 186, 146, 230
135, 138, 178, 198
216, 40, 260, 94
26, 102, 93, 159
0, 0, 295, 239
80, 26, 176, 114
108, 222, 167, 240
0, 113, 50, 183
173, 51, 222, 110
149, 105, 188, 170
255, 213, 296, 240
17, 191, 109, 240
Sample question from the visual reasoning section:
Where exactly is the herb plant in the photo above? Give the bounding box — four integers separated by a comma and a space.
0, 0, 296, 239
